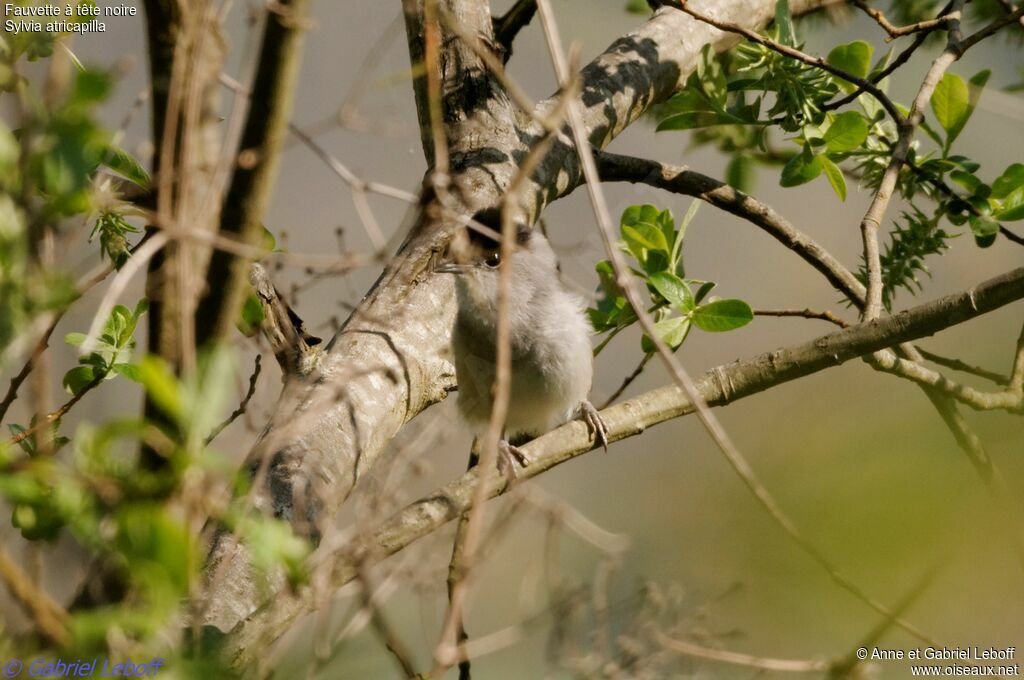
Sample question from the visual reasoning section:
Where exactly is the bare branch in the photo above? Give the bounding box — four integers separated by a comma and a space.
853, 0, 953, 40
755, 308, 850, 327
206, 354, 264, 445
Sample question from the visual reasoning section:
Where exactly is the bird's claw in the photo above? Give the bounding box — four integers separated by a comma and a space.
497, 439, 528, 482
578, 400, 609, 452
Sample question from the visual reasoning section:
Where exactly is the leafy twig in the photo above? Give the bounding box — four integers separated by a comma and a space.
673, 0, 905, 124
5, 372, 104, 447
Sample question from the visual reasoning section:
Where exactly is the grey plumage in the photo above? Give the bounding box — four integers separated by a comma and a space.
437, 218, 607, 464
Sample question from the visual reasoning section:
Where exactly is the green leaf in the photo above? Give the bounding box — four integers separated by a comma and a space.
991, 163, 1024, 199
641, 316, 691, 352
238, 293, 265, 337
624, 0, 650, 14
137, 356, 185, 424
930, 73, 969, 136
63, 366, 97, 396
823, 112, 868, 153
111, 363, 142, 382
696, 45, 728, 107
104, 146, 151, 189
656, 110, 746, 130
70, 69, 111, 107
949, 170, 984, 196
65, 332, 87, 347
969, 214, 999, 247
693, 280, 716, 304
947, 70, 990, 148
648, 272, 695, 312
774, 0, 797, 47
780, 150, 823, 187
821, 156, 847, 201
725, 154, 755, 193
692, 299, 754, 332
826, 41, 873, 93
620, 204, 674, 266
996, 186, 1024, 221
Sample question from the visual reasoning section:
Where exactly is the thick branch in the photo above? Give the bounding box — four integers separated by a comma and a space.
195, 0, 311, 347
223, 266, 1024, 664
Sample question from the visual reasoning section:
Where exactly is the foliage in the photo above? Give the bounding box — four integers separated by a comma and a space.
0, 16, 302, 670
589, 203, 753, 355
653, 0, 1023, 309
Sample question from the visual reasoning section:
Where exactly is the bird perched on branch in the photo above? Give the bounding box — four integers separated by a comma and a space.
435, 209, 609, 475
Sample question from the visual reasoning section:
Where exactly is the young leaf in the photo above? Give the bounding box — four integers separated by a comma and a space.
641, 316, 691, 352
991, 163, 1024, 199
969, 214, 999, 247
780, 150, 823, 187
696, 45, 728, 107
821, 156, 848, 201
946, 70, 990, 148
826, 41, 873, 93
692, 299, 755, 332
774, 0, 797, 47
648, 272, 695, 312
823, 111, 868, 153
63, 366, 97, 396
930, 73, 969, 137
726, 154, 755, 193
995, 186, 1024, 221
104, 146, 151, 189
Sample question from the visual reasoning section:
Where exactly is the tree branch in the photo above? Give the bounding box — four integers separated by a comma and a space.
195, 0, 311, 347
223, 266, 1024, 665
493, 0, 538, 63
0, 543, 69, 646
592, 150, 866, 303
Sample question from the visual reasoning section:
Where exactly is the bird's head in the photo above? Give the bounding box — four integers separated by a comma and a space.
435, 208, 559, 318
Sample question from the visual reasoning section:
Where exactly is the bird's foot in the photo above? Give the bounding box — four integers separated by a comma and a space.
576, 400, 609, 452
496, 439, 529, 482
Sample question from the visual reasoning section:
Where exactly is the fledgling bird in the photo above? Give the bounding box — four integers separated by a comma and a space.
436, 211, 609, 474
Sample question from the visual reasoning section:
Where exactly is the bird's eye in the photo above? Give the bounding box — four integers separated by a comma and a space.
484, 252, 501, 268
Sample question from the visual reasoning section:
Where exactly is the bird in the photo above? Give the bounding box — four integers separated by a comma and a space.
435, 209, 609, 475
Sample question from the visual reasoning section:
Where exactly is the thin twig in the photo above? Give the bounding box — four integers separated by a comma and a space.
755, 308, 850, 327
600, 353, 654, 409
853, 0, 953, 40
356, 563, 420, 678
592, 150, 865, 309
205, 354, 263, 445
916, 348, 1010, 385
5, 372, 104, 447
655, 630, 830, 673
868, 350, 1022, 412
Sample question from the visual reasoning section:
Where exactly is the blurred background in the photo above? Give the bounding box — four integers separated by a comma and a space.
2, 1, 1022, 677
